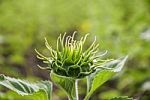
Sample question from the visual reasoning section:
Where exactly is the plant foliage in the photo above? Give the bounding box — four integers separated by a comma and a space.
0, 33, 131, 100
0, 74, 52, 100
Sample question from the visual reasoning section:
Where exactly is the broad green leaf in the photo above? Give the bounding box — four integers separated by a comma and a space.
50, 73, 76, 100
85, 56, 128, 100
110, 96, 133, 100
0, 90, 47, 100
0, 74, 52, 100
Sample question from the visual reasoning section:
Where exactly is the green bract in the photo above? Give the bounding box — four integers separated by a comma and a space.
35, 32, 109, 79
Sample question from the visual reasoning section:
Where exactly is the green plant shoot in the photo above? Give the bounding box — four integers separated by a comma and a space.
0, 32, 132, 100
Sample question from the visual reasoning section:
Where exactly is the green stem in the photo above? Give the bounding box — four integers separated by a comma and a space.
84, 77, 90, 100
75, 80, 79, 100
69, 79, 79, 100
86, 76, 90, 94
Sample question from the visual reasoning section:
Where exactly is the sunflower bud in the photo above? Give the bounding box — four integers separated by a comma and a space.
35, 32, 110, 79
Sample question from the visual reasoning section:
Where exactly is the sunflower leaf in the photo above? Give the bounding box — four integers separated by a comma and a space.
0, 74, 52, 100
85, 56, 128, 100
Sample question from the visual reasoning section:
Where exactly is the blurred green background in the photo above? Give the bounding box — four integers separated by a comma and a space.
0, 0, 150, 100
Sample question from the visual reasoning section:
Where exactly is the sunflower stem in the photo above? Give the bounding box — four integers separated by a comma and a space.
75, 79, 79, 100
68, 79, 79, 100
